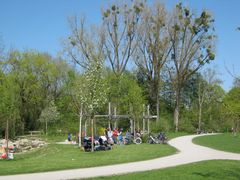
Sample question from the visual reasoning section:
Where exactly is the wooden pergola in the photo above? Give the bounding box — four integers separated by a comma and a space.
78, 103, 158, 152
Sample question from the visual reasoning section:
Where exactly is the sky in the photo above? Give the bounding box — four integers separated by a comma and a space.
0, 0, 239, 91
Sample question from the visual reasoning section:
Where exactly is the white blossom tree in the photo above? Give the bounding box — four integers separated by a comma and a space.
39, 100, 60, 134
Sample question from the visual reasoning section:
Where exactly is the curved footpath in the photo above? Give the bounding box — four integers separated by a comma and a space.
1, 134, 240, 180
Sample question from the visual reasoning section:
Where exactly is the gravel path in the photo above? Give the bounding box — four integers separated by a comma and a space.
1, 133, 240, 180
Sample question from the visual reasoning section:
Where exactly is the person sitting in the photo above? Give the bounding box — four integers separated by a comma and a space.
68, 133, 72, 142
107, 128, 112, 139
124, 130, 132, 144
99, 135, 107, 145
158, 132, 167, 143
118, 128, 123, 145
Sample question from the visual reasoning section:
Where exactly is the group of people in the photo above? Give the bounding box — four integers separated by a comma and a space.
104, 128, 124, 145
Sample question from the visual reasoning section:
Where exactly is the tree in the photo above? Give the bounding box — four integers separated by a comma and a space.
78, 60, 108, 116
135, 3, 171, 122
224, 87, 240, 135
4, 51, 70, 133
0, 73, 20, 138
167, 3, 216, 131
233, 76, 240, 88
39, 100, 60, 134
107, 72, 145, 130
197, 69, 221, 131
67, 16, 105, 70
102, 2, 143, 77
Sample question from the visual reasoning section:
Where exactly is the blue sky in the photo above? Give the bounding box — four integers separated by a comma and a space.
0, 0, 239, 91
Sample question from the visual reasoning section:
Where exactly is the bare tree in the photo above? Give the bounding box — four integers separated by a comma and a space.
225, 63, 240, 88
102, 2, 143, 77
66, 16, 105, 70
167, 3, 216, 131
135, 3, 171, 122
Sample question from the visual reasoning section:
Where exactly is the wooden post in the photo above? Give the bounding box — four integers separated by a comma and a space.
108, 102, 111, 129
45, 121, 48, 135
79, 105, 83, 148
130, 119, 133, 134
133, 118, 136, 138
143, 104, 145, 132
157, 101, 159, 124
147, 105, 150, 135
91, 117, 94, 152
6, 119, 9, 158
84, 120, 87, 136
114, 107, 117, 129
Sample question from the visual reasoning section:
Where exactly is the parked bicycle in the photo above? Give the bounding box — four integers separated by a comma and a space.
124, 131, 142, 145
148, 132, 167, 144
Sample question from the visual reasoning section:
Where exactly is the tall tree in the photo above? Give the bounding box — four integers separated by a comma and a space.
0, 73, 20, 137
107, 71, 145, 130
102, 2, 143, 77
224, 87, 240, 135
197, 69, 222, 131
67, 16, 105, 70
135, 3, 171, 121
167, 3, 216, 131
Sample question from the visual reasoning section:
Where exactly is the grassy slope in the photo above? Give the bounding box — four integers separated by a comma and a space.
89, 160, 240, 180
0, 143, 176, 175
193, 133, 240, 153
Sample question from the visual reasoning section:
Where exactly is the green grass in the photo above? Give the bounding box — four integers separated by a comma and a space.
193, 133, 240, 153
88, 160, 240, 180
0, 143, 176, 175
40, 134, 66, 143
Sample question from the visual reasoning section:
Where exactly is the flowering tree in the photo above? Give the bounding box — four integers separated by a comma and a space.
81, 61, 108, 116
72, 60, 108, 151
39, 100, 60, 134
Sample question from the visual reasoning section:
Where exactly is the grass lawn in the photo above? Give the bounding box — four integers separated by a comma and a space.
89, 160, 240, 180
0, 143, 176, 175
193, 133, 240, 153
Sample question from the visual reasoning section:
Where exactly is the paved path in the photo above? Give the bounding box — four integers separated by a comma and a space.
1, 134, 240, 180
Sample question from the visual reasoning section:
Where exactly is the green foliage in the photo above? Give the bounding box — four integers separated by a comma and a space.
39, 101, 60, 123
39, 100, 60, 134
0, 72, 21, 137
0, 51, 72, 136
223, 87, 240, 132
107, 71, 146, 129
224, 87, 240, 116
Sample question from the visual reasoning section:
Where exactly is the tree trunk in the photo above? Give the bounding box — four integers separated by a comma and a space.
157, 98, 160, 124
84, 120, 87, 136
198, 104, 202, 132
174, 90, 180, 132
142, 104, 145, 132
79, 107, 82, 148
91, 118, 94, 152
6, 119, 9, 158
45, 121, 48, 135
147, 105, 150, 134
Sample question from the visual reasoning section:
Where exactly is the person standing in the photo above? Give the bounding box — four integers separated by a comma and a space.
113, 128, 119, 144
